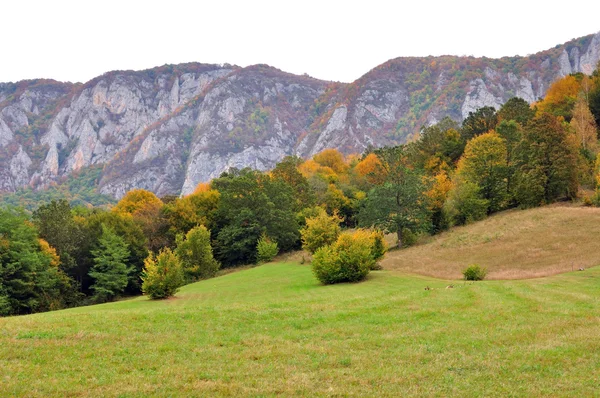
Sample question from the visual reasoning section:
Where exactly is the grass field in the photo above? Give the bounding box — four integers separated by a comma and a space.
382, 205, 600, 279
2, 261, 600, 397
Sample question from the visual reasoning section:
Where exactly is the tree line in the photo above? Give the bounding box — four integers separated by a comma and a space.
1, 64, 600, 315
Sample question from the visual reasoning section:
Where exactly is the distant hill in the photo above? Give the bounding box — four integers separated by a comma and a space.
1, 32, 599, 199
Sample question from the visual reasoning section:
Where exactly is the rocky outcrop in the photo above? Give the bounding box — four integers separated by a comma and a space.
0, 32, 599, 199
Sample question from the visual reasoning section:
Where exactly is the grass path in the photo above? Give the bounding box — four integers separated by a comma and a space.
1, 262, 600, 396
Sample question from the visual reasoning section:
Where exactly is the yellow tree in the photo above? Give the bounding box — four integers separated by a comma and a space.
536, 75, 581, 121
456, 131, 509, 212
570, 94, 599, 153
112, 189, 163, 216
355, 153, 387, 185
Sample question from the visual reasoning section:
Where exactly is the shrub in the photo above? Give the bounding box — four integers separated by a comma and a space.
256, 233, 279, 263
175, 225, 220, 282
141, 248, 184, 299
312, 231, 375, 284
462, 264, 488, 281
301, 208, 342, 253
351, 229, 387, 269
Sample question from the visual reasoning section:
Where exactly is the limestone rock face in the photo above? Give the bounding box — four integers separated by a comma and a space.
1, 32, 599, 199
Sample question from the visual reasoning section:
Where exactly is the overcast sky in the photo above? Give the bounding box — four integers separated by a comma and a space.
2, 0, 599, 84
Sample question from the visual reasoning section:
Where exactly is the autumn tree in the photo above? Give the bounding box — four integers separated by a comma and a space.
570, 94, 599, 153
455, 131, 509, 212
536, 75, 581, 121
300, 208, 342, 254
312, 149, 348, 174
355, 153, 387, 186
164, 185, 220, 237
112, 189, 163, 216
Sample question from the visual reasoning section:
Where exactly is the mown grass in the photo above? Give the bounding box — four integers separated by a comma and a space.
382, 205, 600, 279
1, 261, 600, 397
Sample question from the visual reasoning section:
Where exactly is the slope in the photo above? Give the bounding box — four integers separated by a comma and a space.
1, 262, 600, 396
381, 204, 600, 279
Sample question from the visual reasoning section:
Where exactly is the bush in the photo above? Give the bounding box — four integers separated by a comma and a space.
256, 233, 279, 263
312, 231, 375, 284
141, 248, 185, 299
462, 264, 488, 281
175, 225, 220, 282
301, 208, 342, 253
352, 229, 387, 269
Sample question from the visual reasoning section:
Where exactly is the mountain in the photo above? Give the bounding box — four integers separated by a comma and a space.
1, 32, 599, 199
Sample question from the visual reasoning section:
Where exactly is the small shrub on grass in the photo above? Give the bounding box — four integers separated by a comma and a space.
463, 264, 488, 281
256, 233, 279, 263
141, 248, 184, 299
312, 230, 375, 284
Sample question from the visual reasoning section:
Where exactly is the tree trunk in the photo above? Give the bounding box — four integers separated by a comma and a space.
396, 229, 403, 249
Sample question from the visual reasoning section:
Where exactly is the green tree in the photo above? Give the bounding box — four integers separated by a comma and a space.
271, 156, 315, 212
0, 208, 74, 315
175, 225, 219, 281
359, 146, 430, 248
32, 200, 83, 284
497, 97, 535, 126
256, 233, 279, 264
461, 106, 498, 142
443, 178, 489, 226
514, 113, 579, 206
212, 168, 299, 266
88, 225, 131, 302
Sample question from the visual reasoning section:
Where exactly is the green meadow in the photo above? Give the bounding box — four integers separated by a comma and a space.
2, 262, 599, 397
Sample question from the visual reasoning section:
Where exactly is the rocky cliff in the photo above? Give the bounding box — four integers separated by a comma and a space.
1, 32, 599, 198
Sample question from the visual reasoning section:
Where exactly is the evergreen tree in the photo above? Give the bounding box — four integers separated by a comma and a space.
89, 225, 130, 302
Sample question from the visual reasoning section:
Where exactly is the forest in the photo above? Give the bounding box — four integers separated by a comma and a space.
1, 65, 600, 316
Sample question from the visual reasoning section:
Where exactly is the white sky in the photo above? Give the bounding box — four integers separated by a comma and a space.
1, 0, 599, 84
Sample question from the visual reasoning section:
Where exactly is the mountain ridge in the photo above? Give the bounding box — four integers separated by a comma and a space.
1, 31, 599, 199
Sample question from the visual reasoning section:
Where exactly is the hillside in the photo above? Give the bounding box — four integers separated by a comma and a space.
0, 32, 599, 199
1, 262, 599, 396
381, 205, 600, 279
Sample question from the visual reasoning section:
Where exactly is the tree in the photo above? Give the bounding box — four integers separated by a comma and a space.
81, 210, 148, 294
358, 146, 430, 248
212, 168, 299, 266
570, 94, 599, 153
0, 208, 73, 315
88, 225, 131, 302
164, 186, 220, 237
112, 189, 163, 216
455, 131, 509, 213
141, 248, 184, 299
300, 208, 342, 254
536, 75, 580, 121
175, 225, 219, 281
461, 106, 498, 142
497, 97, 535, 126
514, 113, 579, 206
312, 149, 348, 174
443, 178, 489, 226
271, 156, 315, 211
32, 200, 83, 284
355, 153, 388, 186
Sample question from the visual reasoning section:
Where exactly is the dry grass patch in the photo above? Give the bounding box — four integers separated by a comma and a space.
381, 205, 600, 279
